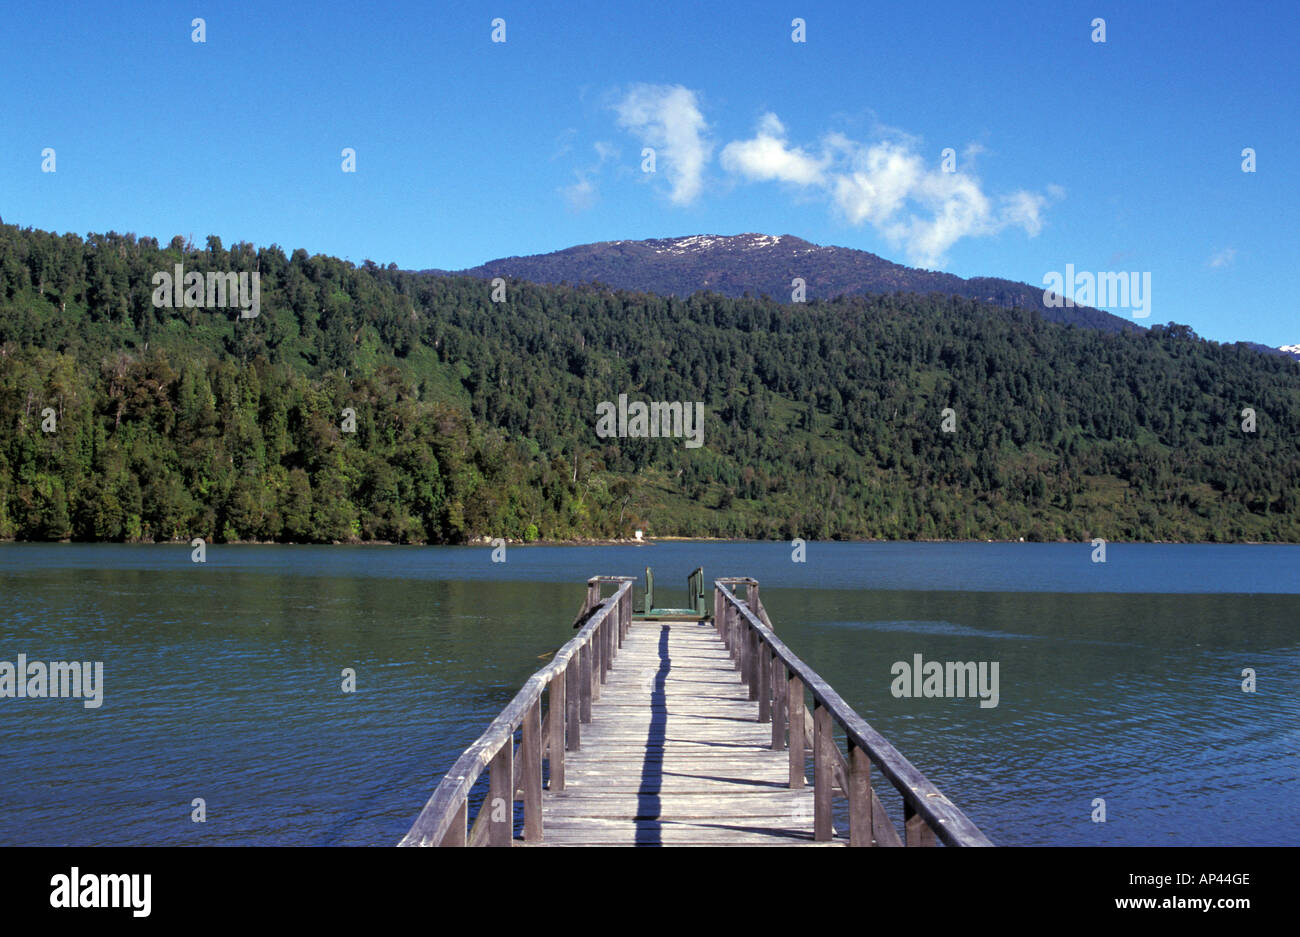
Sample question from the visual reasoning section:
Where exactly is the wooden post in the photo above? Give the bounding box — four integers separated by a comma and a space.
522, 698, 543, 842
747, 629, 760, 700
873, 788, 903, 847
813, 701, 833, 841
737, 611, 748, 680
565, 661, 581, 750
599, 613, 609, 685
550, 675, 566, 787
771, 663, 787, 751
788, 673, 805, 788
597, 611, 605, 672
743, 605, 754, 680
738, 609, 750, 680
732, 597, 742, 657
904, 799, 936, 847
619, 590, 629, 646
488, 741, 513, 846
606, 606, 614, 670
848, 742, 871, 846
757, 645, 771, 722
579, 644, 592, 722
440, 800, 467, 847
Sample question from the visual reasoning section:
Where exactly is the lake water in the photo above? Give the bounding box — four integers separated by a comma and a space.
0, 542, 1296, 846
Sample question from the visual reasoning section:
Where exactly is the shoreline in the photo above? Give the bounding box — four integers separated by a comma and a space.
0, 536, 1291, 547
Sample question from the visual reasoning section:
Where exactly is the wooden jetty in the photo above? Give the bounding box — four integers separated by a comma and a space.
399, 572, 993, 847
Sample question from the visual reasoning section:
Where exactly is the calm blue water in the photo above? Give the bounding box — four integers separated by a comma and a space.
1, 542, 1296, 846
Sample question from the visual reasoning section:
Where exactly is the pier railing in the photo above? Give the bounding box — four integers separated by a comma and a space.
398, 576, 634, 847
714, 578, 993, 847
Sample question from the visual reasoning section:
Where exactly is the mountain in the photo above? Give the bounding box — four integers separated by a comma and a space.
435, 233, 1143, 335
1236, 341, 1300, 361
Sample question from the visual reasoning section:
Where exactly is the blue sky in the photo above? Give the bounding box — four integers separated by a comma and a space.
2, 0, 1296, 346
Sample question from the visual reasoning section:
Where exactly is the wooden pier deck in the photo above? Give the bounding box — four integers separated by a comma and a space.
541, 616, 830, 846
400, 573, 993, 848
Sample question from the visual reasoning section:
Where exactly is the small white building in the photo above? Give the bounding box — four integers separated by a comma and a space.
634, 530, 643, 541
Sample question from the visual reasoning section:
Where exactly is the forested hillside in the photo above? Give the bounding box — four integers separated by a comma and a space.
1, 223, 1297, 544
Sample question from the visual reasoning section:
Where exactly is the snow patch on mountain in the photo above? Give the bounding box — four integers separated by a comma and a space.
652, 233, 786, 256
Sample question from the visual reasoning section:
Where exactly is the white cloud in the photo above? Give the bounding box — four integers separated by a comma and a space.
723, 116, 1057, 267
719, 113, 828, 186
593, 141, 618, 164
613, 84, 712, 205
1208, 247, 1237, 269
999, 190, 1048, 236
600, 88, 1056, 266
562, 175, 597, 212
551, 128, 577, 162
832, 140, 925, 227
560, 142, 619, 213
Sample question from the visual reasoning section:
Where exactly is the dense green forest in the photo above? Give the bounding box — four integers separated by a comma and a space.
0, 222, 1297, 543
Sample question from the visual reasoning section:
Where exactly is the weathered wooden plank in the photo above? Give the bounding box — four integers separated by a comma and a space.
539, 692, 553, 761
747, 628, 761, 701
521, 698, 542, 842
599, 614, 610, 684
468, 805, 489, 847
848, 743, 871, 847
488, 739, 512, 847
565, 657, 581, 751
905, 798, 937, 847
537, 821, 844, 843
549, 673, 565, 789
558, 760, 793, 772
542, 794, 818, 818
813, 701, 833, 841
788, 672, 805, 789
771, 661, 787, 751
580, 643, 593, 719
873, 784, 904, 847
440, 800, 467, 847
535, 832, 845, 847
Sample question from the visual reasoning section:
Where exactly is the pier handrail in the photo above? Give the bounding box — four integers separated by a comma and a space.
399, 576, 634, 847
714, 578, 993, 847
